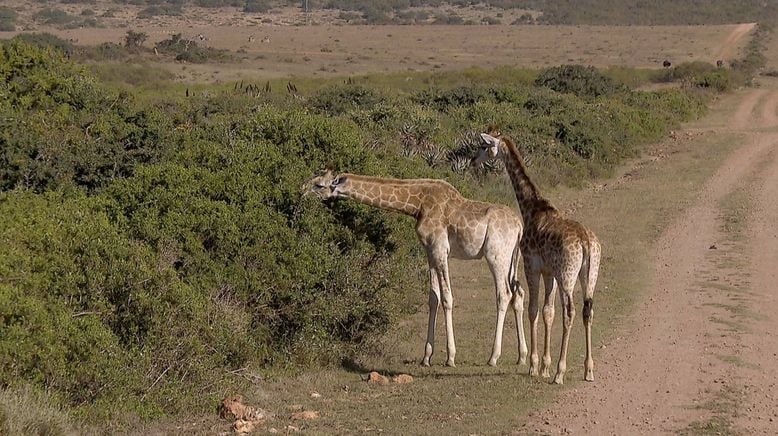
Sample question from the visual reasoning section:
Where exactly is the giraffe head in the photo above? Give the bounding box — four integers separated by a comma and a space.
473, 127, 505, 165
303, 169, 347, 199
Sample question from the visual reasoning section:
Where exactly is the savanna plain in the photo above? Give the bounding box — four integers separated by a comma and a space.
1, 1, 778, 435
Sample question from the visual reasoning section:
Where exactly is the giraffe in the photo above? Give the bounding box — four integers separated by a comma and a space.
304, 170, 527, 368
473, 129, 601, 384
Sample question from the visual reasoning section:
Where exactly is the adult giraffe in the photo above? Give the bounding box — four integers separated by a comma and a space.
304, 170, 526, 368
474, 129, 601, 384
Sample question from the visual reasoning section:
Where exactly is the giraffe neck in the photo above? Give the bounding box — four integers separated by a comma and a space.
500, 137, 557, 226
334, 174, 431, 217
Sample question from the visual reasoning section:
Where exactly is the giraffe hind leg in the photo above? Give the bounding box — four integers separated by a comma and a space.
580, 243, 600, 382
525, 266, 542, 376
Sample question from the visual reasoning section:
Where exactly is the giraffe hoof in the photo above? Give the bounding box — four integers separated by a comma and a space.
445, 360, 456, 368
584, 371, 594, 382
421, 360, 431, 367
552, 374, 565, 385
541, 369, 551, 378
487, 359, 498, 367
528, 365, 539, 377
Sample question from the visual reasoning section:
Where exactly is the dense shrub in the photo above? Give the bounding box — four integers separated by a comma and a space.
535, 64, 626, 98
311, 84, 387, 115
11, 32, 74, 54
32, 8, 77, 25
137, 4, 182, 18
244, 0, 273, 13
0, 41, 173, 191
154, 33, 231, 63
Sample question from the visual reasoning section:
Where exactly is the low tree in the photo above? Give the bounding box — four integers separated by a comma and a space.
123, 30, 148, 51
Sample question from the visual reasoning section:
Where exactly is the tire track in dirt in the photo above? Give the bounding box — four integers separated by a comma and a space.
731, 88, 768, 130
758, 87, 778, 128
716, 22, 757, 61
733, 140, 778, 432
526, 85, 778, 434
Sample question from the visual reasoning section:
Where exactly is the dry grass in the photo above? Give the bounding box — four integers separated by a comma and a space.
0, 385, 78, 436
0, 1, 750, 83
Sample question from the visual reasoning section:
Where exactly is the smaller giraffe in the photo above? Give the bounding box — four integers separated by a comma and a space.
304, 170, 527, 367
474, 130, 601, 384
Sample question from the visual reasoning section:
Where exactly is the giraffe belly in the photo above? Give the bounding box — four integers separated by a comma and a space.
448, 236, 484, 260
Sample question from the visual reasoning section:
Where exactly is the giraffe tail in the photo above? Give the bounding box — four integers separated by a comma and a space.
581, 235, 601, 302
508, 231, 522, 294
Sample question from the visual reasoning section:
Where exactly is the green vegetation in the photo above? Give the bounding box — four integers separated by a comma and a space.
0, 38, 730, 426
154, 33, 232, 63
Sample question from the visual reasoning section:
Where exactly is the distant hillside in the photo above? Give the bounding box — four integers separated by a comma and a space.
10, 0, 777, 26
515, 0, 777, 25
311, 0, 777, 25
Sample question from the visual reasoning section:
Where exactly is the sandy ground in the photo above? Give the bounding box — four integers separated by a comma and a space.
526, 79, 778, 435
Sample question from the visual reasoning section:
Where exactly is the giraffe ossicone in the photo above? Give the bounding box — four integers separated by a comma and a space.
476, 129, 601, 384
305, 169, 527, 368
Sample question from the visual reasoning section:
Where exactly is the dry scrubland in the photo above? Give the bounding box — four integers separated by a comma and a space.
0, 0, 753, 81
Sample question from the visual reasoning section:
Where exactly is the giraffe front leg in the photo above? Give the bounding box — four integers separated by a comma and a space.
422, 269, 440, 367
541, 274, 557, 379
437, 264, 456, 367
487, 279, 510, 367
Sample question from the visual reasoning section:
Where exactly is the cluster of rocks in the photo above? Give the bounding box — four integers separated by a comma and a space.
363, 371, 414, 385
219, 372, 413, 433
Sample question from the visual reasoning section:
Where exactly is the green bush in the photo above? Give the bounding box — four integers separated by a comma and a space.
154, 33, 231, 63
137, 4, 182, 18
0, 41, 180, 192
11, 33, 74, 54
311, 84, 387, 115
536, 64, 626, 98
244, 0, 273, 13
32, 8, 77, 25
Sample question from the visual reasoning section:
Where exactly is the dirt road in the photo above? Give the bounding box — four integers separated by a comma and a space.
528, 81, 778, 434
716, 23, 757, 61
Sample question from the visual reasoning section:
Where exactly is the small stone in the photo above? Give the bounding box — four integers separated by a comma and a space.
392, 374, 414, 384
233, 419, 255, 434
366, 371, 390, 385
709, 244, 717, 249
288, 404, 304, 412
286, 425, 300, 432
268, 428, 278, 434
291, 410, 320, 420
310, 391, 322, 399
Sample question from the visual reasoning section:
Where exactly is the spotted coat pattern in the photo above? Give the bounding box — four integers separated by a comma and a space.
477, 131, 601, 384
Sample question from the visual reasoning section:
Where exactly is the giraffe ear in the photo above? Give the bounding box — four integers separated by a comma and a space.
480, 133, 499, 146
